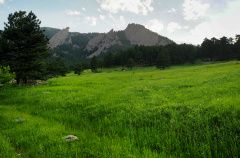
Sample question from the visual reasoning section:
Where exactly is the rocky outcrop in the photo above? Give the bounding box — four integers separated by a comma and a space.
49, 27, 71, 49
84, 24, 174, 58
85, 33, 105, 51
125, 23, 173, 46
47, 24, 174, 58
86, 29, 121, 58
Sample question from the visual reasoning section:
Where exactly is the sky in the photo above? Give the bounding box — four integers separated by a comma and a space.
0, 0, 240, 45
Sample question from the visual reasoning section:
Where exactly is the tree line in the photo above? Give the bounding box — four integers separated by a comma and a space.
81, 37, 240, 73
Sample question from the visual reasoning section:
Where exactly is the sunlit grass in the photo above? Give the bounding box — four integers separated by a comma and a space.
1, 61, 240, 157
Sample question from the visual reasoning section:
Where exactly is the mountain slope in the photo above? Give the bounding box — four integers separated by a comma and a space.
125, 23, 172, 46
83, 23, 174, 58
47, 23, 174, 64
85, 29, 122, 58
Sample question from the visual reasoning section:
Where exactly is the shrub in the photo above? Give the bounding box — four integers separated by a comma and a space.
0, 66, 16, 84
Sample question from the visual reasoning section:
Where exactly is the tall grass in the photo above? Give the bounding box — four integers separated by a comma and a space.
0, 61, 240, 157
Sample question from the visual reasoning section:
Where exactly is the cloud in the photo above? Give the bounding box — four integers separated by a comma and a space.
65, 10, 81, 15
82, 8, 86, 11
183, 0, 210, 20
167, 22, 182, 33
97, 8, 102, 12
145, 19, 164, 33
0, 0, 4, 4
167, 8, 176, 13
100, 15, 105, 20
84, 16, 97, 26
120, 16, 125, 24
97, 0, 154, 15
181, 0, 240, 45
107, 14, 125, 24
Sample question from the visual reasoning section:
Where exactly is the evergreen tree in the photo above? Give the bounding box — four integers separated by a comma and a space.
235, 35, 240, 60
104, 52, 114, 68
156, 50, 171, 70
90, 56, 98, 73
98, 59, 104, 69
45, 57, 68, 78
74, 63, 84, 75
82, 62, 89, 70
0, 11, 50, 84
219, 36, 233, 61
126, 58, 135, 70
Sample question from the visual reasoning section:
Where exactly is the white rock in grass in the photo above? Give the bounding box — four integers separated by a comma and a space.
13, 118, 25, 122
63, 135, 79, 142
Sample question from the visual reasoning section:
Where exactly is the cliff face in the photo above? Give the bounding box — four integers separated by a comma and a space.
49, 27, 71, 49
86, 29, 121, 58
125, 24, 159, 46
125, 23, 173, 46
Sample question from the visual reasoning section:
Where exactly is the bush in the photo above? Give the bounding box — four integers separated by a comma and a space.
74, 63, 84, 75
0, 66, 16, 84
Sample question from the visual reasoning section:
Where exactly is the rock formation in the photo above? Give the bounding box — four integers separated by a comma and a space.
125, 23, 159, 46
47, 23, 174, 58
125, 23, 173, 46
86, 29, 121, 58
49, 27, 71, 49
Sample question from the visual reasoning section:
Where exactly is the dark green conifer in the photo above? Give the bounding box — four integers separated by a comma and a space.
0, 11, 50, 84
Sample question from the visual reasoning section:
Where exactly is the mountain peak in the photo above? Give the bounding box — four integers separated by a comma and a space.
125, 23, 172, 46
126, 23, 146, 29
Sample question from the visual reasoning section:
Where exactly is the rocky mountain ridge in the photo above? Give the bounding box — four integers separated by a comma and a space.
47, 23, 174, 58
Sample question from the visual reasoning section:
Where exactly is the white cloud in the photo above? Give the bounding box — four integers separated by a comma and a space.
82, 8, 86, 11
65, 10, 81, 15
120, 16, 125, 24
100, 15, 105, 20
167, 8, 176, 13
84, 16, 97, 26
97, 0, 154, 15
167, 22, 182, 33
183, 0, 210, 20
97, 8, 102, 12
183, 26, 189, 29
181, 0, 240, 45
145, 19, 164, 33
0, 0, 4, 4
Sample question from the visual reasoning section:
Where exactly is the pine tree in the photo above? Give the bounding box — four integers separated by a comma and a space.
0, 11, 50, 84
156, 50, 171, 70
45, 57, 68, 78
74, 63, 84, 75
126, 58, 135, 70
90, 56, 98, 73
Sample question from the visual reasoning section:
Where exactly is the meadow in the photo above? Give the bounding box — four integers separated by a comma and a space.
0, 61, 240, 157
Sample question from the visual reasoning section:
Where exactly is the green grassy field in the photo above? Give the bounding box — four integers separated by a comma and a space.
0, 61, 240, 157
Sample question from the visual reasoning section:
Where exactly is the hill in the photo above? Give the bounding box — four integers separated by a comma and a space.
0, 61, 240, 157
46, 23, 174, 65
